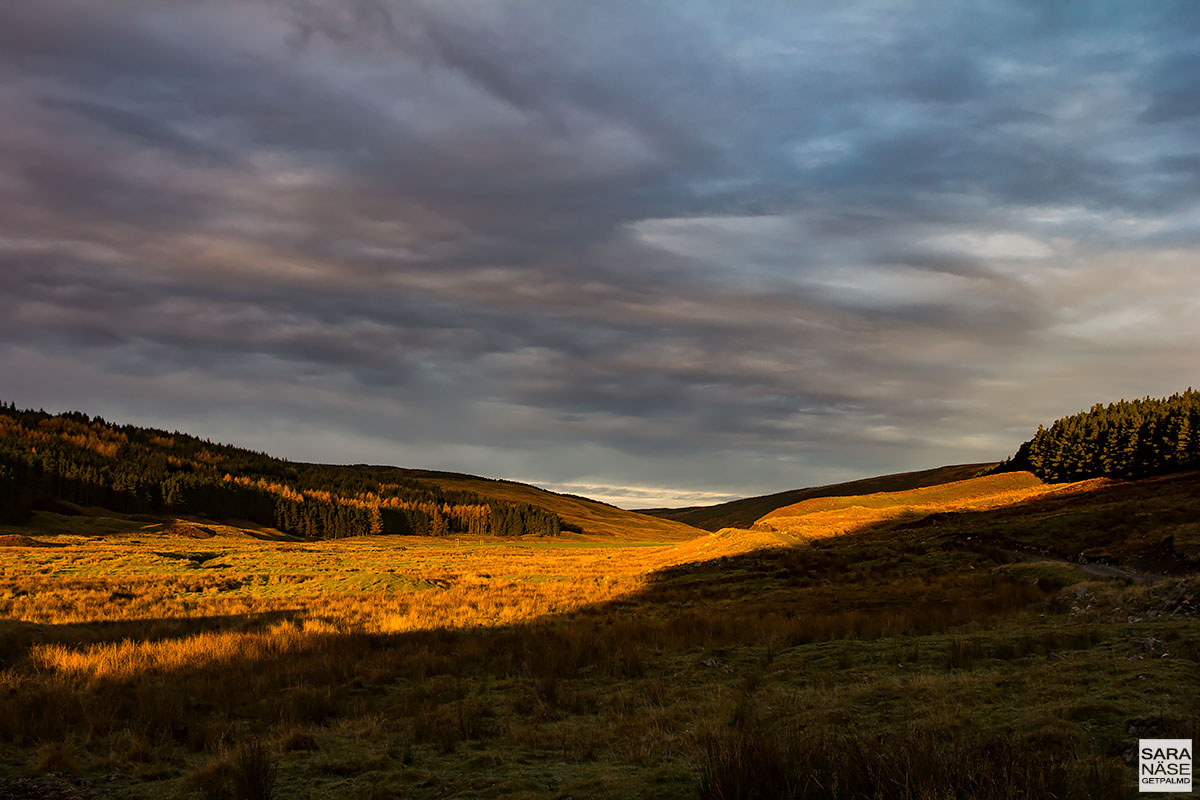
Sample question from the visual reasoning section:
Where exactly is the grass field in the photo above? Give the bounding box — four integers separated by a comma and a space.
1, 473, 1198, 798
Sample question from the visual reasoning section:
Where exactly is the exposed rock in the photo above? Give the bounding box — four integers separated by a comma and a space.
1135, 636, 1164, 652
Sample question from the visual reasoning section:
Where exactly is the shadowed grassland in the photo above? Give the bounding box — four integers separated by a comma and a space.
893, 470, 1200, 572
0, 474, 1198, 798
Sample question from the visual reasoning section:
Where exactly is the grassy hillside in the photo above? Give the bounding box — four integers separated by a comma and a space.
665, 469, 1200, 572
904, 470, 1200, 573
735, 466, 1200, 575
641, 462, 995, 531
363, 467, 701, 541
753, 471, 1051, 537
0, 403, 699, 542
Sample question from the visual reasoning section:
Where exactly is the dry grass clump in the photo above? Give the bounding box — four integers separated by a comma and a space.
188, 737, 278, 800
230, 738, 278, 800
34, 738, 78, 773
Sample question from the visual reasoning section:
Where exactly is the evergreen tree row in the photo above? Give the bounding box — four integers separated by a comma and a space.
0, 463, 25, 524
0, 402, 561, 538
999, 389, 1200, 483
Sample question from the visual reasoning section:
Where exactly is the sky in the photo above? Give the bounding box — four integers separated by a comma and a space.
1, 2, 1199, 508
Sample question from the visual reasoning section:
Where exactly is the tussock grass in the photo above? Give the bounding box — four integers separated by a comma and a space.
698, 721, 1125, 800
231, 738, 278, 800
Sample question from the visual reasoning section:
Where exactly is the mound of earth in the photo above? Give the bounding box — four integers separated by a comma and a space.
0, 534, 58, 548
31, 497, 87, 516
156, 523, 217, 539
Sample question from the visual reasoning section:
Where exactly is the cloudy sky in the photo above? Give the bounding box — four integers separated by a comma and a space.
2, 2, 1198, 507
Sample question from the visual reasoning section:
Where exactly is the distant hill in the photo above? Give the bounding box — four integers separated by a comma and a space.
0, 403, 700, 542
639, 463, 996, 532
350, 466, 701, 541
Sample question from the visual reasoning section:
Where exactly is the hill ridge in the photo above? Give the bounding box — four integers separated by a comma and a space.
0, 403, 699, 542
639, 462, 995, 531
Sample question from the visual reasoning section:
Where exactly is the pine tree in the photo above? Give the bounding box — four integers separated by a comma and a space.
1003, 389, 1200, 482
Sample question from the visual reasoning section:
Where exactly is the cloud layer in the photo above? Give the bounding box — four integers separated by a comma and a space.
2, 1, 1198, 506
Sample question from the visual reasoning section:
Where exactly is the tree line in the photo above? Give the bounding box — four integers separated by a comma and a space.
999, 389, 1200, 483
0, 402, 561, 537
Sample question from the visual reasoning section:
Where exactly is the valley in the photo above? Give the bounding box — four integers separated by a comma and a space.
2, 458, 1197, 798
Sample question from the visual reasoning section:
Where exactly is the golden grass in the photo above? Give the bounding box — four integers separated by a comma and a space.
752, 471, 1105, 540
649, 462, 998, 531
658, 472, 1082, 559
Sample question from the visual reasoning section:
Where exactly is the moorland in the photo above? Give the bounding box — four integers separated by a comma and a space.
0, 397, 1198, 799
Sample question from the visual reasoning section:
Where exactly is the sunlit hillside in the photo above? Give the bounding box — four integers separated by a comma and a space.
642, 462, 996, 531
660, 472, 1096, 563
753, 471, 1067, 538
661, 467, 1200, 573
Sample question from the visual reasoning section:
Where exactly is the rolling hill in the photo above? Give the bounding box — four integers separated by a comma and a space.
353, 466, 701, 541
639, 462, 996, 531
662, 467, 1200, 573
0, 403, 701, 542
753, 471, 1050, 534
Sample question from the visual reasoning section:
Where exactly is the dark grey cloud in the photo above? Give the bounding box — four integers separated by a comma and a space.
1, 0, 1198, 506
